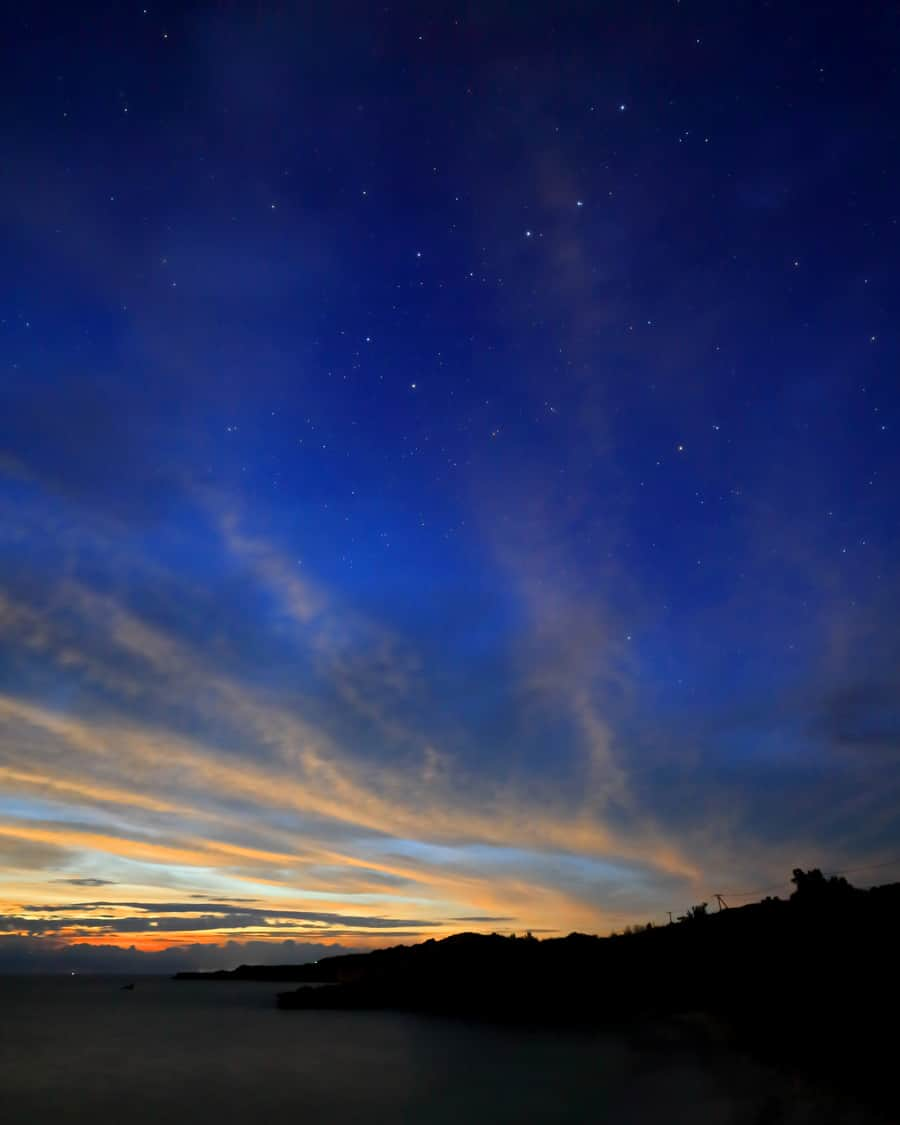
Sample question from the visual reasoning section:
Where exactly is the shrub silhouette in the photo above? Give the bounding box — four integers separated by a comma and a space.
677, 901, 708, 923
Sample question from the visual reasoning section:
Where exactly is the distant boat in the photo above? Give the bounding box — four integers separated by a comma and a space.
121, 983, 135, 991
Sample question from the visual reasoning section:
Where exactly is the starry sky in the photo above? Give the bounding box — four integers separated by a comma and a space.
1, 1, 899, 971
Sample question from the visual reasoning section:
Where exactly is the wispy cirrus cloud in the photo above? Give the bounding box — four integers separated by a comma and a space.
4, 461, 891, 966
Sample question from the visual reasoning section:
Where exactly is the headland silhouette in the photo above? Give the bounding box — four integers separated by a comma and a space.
176, 869, 900, 1114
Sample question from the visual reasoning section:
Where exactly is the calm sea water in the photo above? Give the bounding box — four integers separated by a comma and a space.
0, 975, 854, 1124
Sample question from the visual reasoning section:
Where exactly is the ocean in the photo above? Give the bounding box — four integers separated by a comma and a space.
0, 974, 864, 1123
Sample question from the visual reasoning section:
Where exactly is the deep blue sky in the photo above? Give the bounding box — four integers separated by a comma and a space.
1, 1, 899, 969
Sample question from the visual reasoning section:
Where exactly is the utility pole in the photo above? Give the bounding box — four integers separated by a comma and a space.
666, 911, 673, 925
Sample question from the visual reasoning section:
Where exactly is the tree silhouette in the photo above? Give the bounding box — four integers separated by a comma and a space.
790, 867, 853, 904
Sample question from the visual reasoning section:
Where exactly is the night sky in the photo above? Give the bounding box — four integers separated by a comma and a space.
2, 1, 899, 971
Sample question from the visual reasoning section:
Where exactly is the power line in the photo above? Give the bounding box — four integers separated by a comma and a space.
664, 859, 900, 927
709, 858, 900, 907
710, 881, 792, 900
825, 857, 900, 878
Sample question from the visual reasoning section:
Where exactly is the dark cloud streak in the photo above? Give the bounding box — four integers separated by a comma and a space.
17, 901, 443, 930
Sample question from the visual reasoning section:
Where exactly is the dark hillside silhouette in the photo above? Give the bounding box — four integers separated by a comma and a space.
177, 870, 900, 1114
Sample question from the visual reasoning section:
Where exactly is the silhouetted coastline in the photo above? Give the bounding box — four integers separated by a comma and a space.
176, 870, 900, 1116
175, 963, 328, 983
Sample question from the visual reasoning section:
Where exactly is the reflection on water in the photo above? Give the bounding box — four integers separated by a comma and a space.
0, 975, 853, 1124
